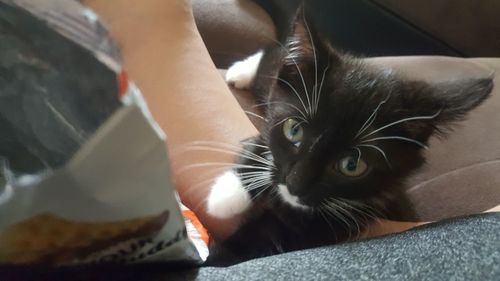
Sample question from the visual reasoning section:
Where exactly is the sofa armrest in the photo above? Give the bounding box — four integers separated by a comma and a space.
192, 0, 275, 68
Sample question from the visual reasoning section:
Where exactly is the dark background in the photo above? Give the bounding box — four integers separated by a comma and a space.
253, 0, 462, 57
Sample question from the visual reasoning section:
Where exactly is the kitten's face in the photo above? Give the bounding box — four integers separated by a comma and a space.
261, 18, 492, 211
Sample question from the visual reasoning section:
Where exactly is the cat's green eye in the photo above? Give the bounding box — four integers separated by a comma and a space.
283, 118, 304, 147
338, 155, 368, 177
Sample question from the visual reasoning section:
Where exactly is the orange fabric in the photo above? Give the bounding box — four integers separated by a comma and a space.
117, 70, 129, 97
183, 209, 210, 245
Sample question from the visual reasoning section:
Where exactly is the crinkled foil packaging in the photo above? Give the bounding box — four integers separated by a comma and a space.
0, 0, 207, 266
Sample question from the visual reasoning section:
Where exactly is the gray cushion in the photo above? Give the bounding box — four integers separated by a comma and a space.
169, 213, 500, 280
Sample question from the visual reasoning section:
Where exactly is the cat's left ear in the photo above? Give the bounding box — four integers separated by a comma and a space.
400, 77, 493, 141
282, 7, 339, 71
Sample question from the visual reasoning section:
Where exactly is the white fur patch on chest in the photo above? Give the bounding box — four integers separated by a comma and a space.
225, 51, 263, 90
206, 170, 252, 219
277, 184, 309, 210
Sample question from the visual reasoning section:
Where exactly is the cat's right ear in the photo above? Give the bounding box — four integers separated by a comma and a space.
399, 76, 494, 141
428, 77, 493, 130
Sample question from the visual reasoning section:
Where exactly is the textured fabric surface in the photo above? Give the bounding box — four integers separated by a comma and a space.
167, 213, 499, 280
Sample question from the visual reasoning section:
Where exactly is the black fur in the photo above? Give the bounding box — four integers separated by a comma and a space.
208, 6, 493, 266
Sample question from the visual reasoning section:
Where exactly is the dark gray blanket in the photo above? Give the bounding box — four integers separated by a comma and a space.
181, 213, 499, 281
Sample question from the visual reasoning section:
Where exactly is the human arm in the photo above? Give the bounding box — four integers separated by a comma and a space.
82, 0, 258, 240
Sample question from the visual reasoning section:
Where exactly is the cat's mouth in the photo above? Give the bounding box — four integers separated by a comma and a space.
277, 184, 311, 211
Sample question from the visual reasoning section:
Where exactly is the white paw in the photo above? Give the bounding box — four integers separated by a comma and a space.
206, 171, 252, 219
225, 51, 263, 90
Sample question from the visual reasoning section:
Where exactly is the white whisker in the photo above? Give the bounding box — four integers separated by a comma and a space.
262, 75, 310, 118
251, 183, 273, 199
253, 100, 309, 121
178, 162, 273, 174
322, 200, 353, 238
246, 179, 272, 190
271, 116, 308, 130
237, 171, 272, 177
178, 168, 228, 197
302, 9, 316, 118
265, 38, 311, 118
361, 110, 441, 139
329, 198, 361, 235
339, 199, 385, 224
362, 136, 428, 149
353, 146, 362, 165
244, 110, 268, 122
317, 208, 338, 240
240, 175, 272, 184
357, 144, 392, 169
355, 94, 391, 139
180, 141, 275, 167
181, 145, 274, 167
333, 199, 378, 240
240, 142, 270, 149
240, 176, 272, 185
315, 62, 330, 116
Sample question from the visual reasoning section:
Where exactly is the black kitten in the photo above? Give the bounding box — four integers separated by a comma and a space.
206, 8, 493, 265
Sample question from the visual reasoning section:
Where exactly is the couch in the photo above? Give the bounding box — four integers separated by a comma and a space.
3, 1, 498, 280
148, 1, 500, 279
193, 0, 500, 222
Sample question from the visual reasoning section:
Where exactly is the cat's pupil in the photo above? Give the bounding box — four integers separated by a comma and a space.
338, 155, 368, 177
347, 158, 357, 171
291, 124, 299, 135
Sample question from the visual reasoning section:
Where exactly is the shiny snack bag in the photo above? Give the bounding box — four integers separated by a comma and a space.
0, 0, 207, 265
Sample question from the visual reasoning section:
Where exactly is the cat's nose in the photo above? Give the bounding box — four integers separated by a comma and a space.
285, 158, 319, 196
286, 172, 307, 196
